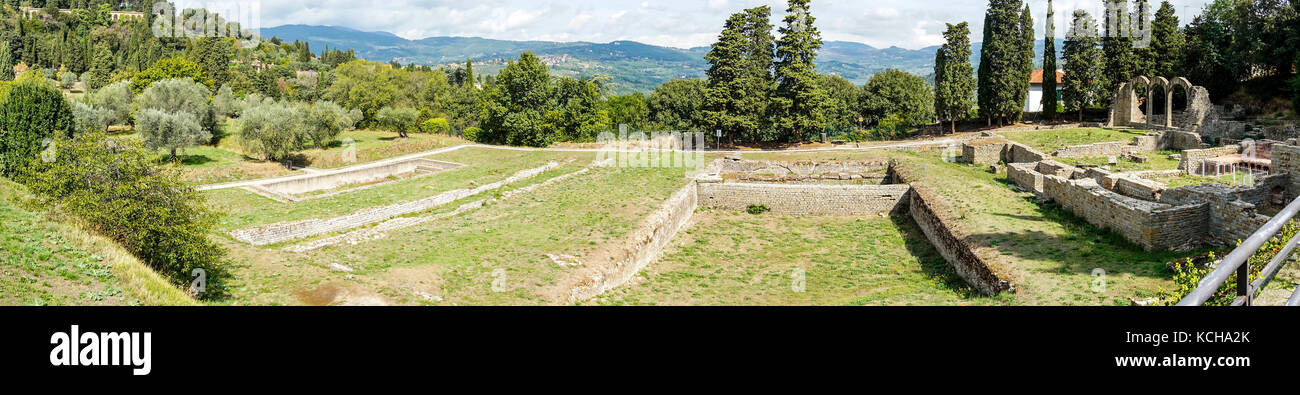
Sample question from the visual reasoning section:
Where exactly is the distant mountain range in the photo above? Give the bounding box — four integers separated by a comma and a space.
263, 24, 1064, 95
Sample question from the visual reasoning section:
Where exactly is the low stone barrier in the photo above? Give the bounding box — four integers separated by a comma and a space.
696, 182, 910, 216
904, 185, 1013, 295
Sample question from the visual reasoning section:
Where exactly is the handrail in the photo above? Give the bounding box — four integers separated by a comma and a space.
1177, 194, 1300, 306
1230, 230, 1300, 306
1288, 287, 1300, 306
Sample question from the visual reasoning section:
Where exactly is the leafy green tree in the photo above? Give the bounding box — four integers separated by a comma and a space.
188, 37, 232, 89
0, 77, 73, 177
60, 70, 77, 89
860, 69, 935, 129
236, 100, 302, 163
299, 101, 358, 148
136, 108, 210, 160
705, 6, 774, 144
605, 93, 649, 130
71, 101, 115, 133
135, 78, 216, 134
1042, 0, 1059, 121
86, 80, 133, 126
772, 0, 828, 142
22, 131, 229, 296
212, 84, 236, 119
934, 22, 976, 133
479, 52, 555, 146
1184, 4, 1239, 99
421, 117, 450, 135
132, 57, 212, 93
1063, 10, 1106, 121
1131, 0, 1156, 78
0, 43, 13, 81
87, 42, 113, 90
377, 106, 420, 138
818, 74, 861, 133
551, 76, 609, 141
648, 78, 707, 131
1150, 1, 1185, 77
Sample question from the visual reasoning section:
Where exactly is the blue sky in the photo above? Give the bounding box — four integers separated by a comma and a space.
180, 0, 1214, 49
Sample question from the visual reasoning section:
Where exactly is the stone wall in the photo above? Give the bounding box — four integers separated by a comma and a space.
961, 138, 1009, 165
257, 158, 463, 196
569, 181, 699, 302
1041, 175, 1208, 251
696, 182, 911, 216
1161, 130, 1204, 150
1007, 162, 1043, 194
1181, 144, 1241, 172
1005, 142, 1048, 164
1110, 177, 1165, 201
1273, 144, 1300, 201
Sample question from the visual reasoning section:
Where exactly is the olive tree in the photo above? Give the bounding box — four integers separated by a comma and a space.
71, 101, 116, 133
86, 80, 134, 126
134, 78, 216, 133
376, 106, 419, 138
237, 101, 303, 164
136, 108, 210, 160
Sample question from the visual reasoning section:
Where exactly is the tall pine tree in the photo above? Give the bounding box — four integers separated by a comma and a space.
934, 22, 975, 134
1063, 10, 1106, 121
1011, 4, 1034, 122
977, 0, 1025, 126
1042, 0, 1059, 120
1102, 0, 1135, 93
772, 0, 827, 142
705, 7, 774, 144
1150, 1, 1184, 77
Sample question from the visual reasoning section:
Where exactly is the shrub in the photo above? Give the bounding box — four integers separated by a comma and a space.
135, 78, 216, 133
746, 204, 771, 215
136, 108, 210, 160
22, 131, 229, 298
421, 117, 450, 134
377, 106, 419, 138
131, 57, 213, 93
71, 101, 115, 133
86, 80, 134, 126
59, 71, 77, 89
0, 77, 74, 177
237, 101, 302, 163
462, 126, 483, 142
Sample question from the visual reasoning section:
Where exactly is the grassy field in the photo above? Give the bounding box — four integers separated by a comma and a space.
999, 127, 1148, 153
215, 163, 694, 305
158, 126, 468, 185
205, 147, 586, 231
1154, 172, 1259, 188
599, 212, 997, 306
0, 180, 196, 306
1070, 150, 1183, 172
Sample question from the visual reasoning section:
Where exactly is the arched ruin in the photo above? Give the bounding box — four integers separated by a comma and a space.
1108, 76, 1213, 132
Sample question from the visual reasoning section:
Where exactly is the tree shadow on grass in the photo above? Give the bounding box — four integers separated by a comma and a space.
176, 154, 216, 166
889, 215, 988, 301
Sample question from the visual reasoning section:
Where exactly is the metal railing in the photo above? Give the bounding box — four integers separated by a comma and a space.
1177, 194, 1300, 306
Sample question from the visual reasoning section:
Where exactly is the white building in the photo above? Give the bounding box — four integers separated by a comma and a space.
1024, 69, 1064, 113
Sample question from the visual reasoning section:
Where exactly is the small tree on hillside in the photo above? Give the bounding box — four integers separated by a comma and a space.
0, 78, 74, 177
377, 106, 419, 138
137, 108, 210, 160
86, 80, 134, 126
237, 101, 302, 165
135, 78, 216, 133
300, 101, 357, 148
212, 85, 237, 119
71, 101, 115, 133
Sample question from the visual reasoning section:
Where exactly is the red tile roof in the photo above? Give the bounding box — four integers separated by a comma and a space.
1030, 69, 1064, 84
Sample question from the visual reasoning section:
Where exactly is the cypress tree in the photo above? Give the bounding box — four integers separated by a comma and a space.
934, 22, 976, 134
1063, 10, 1106, 122
772, 0, 826, 143
1131, 0, 1156, 78
705, 6, 774, 144
0, 43, 13, 81
1150, 1, 1184, 77
976, 0, 1024, 126
1102, 0, 1135, 93
465, 59, 474, 86
1010, 4, 1034, 123
1042, 0, 1059, 121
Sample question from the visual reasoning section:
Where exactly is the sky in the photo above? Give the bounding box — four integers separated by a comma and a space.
178, 0, 1216, 50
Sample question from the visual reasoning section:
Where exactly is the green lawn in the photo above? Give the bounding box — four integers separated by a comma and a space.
599, 212, 994, 306
216, 164, 694, 306
1071, 150, 1183, 173
206, 147, 590, 231
999, 127, 1149, 153
0, 196, 126, 305
1154, 172, 1256, 188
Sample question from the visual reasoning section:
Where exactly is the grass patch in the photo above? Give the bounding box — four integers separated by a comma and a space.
0, 180, 195, 306
1070, 150, 1182, 172
599, 212, 997, 306
999, 127, 1148, 153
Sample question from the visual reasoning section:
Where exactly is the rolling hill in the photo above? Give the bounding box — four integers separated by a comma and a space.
263, 24, 1063, 95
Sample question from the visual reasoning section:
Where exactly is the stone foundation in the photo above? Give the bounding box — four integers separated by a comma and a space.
696, 182, 911, 216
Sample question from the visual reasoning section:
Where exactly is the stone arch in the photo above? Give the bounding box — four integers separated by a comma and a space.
1165, 77, 1194, 128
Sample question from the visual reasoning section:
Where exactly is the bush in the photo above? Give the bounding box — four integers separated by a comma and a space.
22, 131, 229, 298
746, 204, 771, 215
135, 78, 216, 133
462, 126, 483, 142
421, 117, 450, 134
212, 85, 237, 119
0, 77, 74, 177
136, 108, 210, 159
59, 71, 77, 89
131, 57, 213, 93
377, 106, 419, 138
86, 80, 134, 126
71, 101, 115, 133
237, 100, 302, 162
